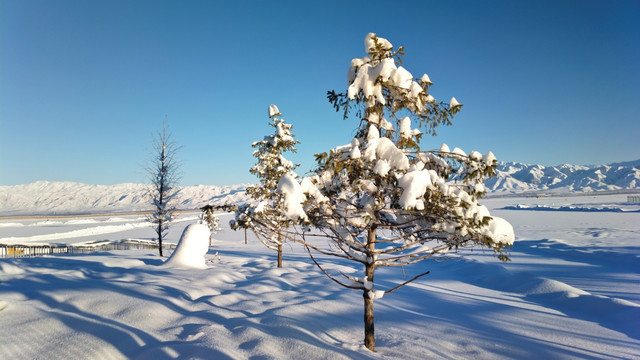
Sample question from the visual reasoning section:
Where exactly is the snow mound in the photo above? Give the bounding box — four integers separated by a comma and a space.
518, 277, 590, 298
164, 223, 210, 269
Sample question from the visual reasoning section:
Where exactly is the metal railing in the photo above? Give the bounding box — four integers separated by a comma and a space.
0, 240, 176, 258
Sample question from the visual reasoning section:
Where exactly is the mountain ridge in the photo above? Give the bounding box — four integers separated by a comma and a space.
0, 181, 250, 216
1, 160, 638, 216
488, 160, 640, 194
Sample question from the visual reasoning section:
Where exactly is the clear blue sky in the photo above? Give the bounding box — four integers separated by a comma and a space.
1, 0, 639, 186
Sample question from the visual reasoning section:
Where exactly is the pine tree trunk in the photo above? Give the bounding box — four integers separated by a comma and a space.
277, 233, 283, 268
364, 227, 376, 351
364, 289, 375, 351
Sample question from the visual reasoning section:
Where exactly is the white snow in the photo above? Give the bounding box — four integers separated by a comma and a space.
347, 36, 428, 109
373, 159, 391, 176
469, 150, 482, 161
347, 63, 385, 104
368, 290, 386, 300
420, 73, 433, 85
276, 173, 307, 221
397, 168, 431, 210
299, 176, 328, 204
389, 66, 413, 89
409, 81, 423, 99
347, 56, 369, 83
1, 193, 639, 358
349, 138, 361, 159
363, 275, 373, 290
365, 137, 409, 171
364, 32, 393, 54
163, 223, 210, 269
268, 104, 281, 118
399, 117, 412, 139
425, 94, 436, 104
452, 147, 467, 158
484, 151, 497, 165
485, 216, 515, 245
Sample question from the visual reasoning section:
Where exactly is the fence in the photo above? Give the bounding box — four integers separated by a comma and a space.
627, 195, 640, 203
0, 240, 176, 259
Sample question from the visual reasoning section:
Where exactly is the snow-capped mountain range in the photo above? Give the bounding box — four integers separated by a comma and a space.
487, 159, 640, 194
1, 160, 638, 216
0, 182, 250, 216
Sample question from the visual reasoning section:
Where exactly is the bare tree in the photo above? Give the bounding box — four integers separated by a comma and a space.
146, 122, 182, 256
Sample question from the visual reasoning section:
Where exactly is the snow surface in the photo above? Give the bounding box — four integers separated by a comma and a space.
1, 194, 639, 359
0, 215, 199, 246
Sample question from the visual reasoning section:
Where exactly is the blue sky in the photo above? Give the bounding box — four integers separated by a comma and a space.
1, 0, 639, 186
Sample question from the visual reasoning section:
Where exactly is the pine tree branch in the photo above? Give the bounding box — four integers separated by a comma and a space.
384, 270, 430, 295
305, 245, 364, 290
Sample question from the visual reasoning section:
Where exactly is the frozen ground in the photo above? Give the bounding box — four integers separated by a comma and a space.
0, 194, 639, 359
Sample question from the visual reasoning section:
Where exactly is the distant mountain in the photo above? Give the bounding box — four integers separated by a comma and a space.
1, 160, 638, 215
0, 181, 249, 216
487, 160, 640, 194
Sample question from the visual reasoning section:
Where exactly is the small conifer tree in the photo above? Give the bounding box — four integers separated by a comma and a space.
274, 34, 515, 351
199, 204, 221, 245
231, 105, 299, 267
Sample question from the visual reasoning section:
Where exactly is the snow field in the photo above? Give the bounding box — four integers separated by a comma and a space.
0, 196, 639, 359
0, 214, 199, 246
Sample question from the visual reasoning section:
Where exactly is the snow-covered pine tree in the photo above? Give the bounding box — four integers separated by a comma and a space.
146, 122, 182, 257
199, 204, 221, 246
275, 33, 515, 351
231, 105, 299, 267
